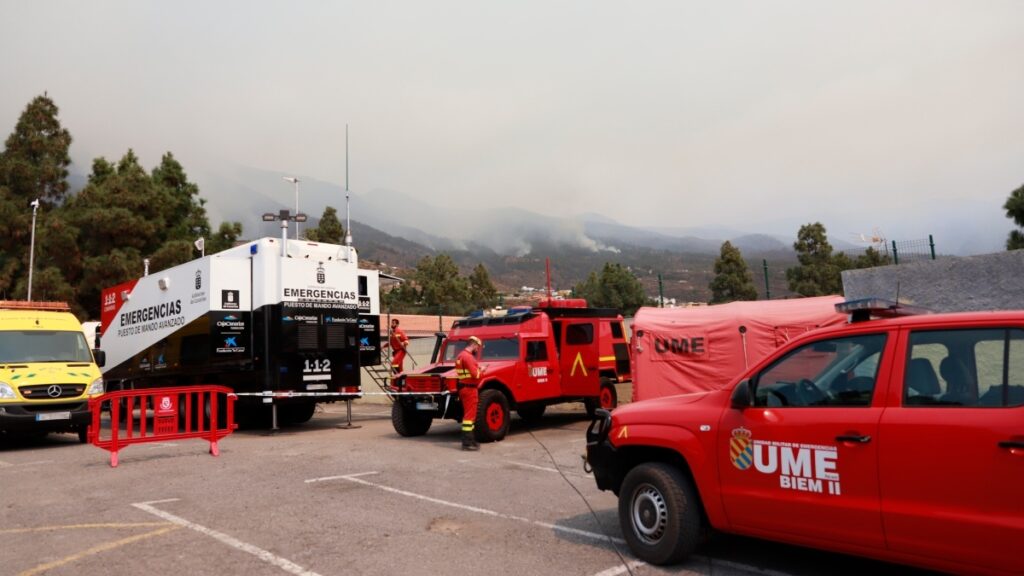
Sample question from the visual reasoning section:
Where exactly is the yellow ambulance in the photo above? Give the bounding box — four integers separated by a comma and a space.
0, 301, 105, 442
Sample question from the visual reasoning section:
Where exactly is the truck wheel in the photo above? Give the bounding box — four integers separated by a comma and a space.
280, 402, 316, 425
585, 379, 619, 417
392, 401, 432, 437
77, 426, 89, 444
475, 389, 510, 442
618, 462, 701, 565
517, 403, 545, 424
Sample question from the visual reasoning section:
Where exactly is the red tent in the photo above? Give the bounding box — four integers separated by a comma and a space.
630, 296, 846, 401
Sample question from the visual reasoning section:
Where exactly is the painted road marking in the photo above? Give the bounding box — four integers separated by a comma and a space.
306, 471, 626, 545
508, 460, 590, 478
17, 525, 180, 576
588, 553, 798, 576
0, 459, 54, 468
0, 522, 172, 535
132, 499, 323, 576
589, 560, 649, 576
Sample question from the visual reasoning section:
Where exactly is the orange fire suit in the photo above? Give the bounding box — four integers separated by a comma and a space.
454, 348, 483, 435
389, 326, 409, 374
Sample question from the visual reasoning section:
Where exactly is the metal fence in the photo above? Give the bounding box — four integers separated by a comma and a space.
889, 235, 936, 264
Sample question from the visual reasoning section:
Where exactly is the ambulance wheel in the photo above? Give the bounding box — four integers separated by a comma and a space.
392, 401, 432, 437
619, 462, 701, 566
517, 403, 545, 424
475, 389, 510, 443
77, 426, 89, 444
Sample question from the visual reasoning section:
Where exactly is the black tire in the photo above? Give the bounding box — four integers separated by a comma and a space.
280, 402, 316, 425
474, 389, 510, 443
391, 401, 433, 437
618, 462, 702, 566
77, 426, 89, 444
235, 404, 271, 429
516, 403, 546, 425
585, 378, 619, 417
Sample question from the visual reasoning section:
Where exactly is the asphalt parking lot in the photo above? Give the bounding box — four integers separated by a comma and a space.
1, 398, 932, 576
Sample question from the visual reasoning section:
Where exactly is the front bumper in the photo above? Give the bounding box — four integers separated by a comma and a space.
585, 409, 622, 493
0, 401, 91, 433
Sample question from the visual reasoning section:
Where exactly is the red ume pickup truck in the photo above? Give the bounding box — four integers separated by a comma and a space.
587, 298, 1023, 575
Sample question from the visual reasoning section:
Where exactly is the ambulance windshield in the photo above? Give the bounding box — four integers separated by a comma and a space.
0, 330, 94, 363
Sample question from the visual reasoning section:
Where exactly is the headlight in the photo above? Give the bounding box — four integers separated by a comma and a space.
86, 377, 104, 396
0, 382, 15, 399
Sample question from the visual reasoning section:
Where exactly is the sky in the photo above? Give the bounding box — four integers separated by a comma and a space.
2, 1, 1023, 254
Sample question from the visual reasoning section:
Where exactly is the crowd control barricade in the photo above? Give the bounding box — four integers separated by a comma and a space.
88, 385, 237, 467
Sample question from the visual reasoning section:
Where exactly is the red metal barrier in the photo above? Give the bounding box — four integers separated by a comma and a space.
88, 385, 237, 467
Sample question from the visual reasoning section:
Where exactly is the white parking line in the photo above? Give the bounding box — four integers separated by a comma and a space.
306, 471, 626, 545
132, 499, 323, 576
589, 555, 797, 576
590, 560, 648, 576
0, 459, 53, 468
508, 460, 590, 478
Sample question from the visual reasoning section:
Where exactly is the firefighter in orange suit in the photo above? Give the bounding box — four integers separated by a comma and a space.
455, 336, 484, 451
389, 318, 410, 374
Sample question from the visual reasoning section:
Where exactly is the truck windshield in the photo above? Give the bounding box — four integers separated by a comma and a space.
443, 338, 520, 362
0, 330, 93, 363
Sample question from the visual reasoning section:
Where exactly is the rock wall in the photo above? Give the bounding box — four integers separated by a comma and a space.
841, 251, 1024, 312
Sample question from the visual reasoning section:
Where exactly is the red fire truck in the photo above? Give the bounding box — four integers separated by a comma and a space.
389, 299, 630, 442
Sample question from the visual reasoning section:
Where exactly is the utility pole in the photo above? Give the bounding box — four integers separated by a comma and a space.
27, 199, 39, 301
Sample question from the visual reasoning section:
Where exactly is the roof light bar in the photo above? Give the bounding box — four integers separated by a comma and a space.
836, 297, 931, 322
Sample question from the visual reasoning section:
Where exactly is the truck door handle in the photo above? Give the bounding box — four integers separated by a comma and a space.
835, 434, 872, 444
998, 440, 1024, 450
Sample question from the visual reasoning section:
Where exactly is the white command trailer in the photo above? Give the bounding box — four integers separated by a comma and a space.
98, 237, 382, 426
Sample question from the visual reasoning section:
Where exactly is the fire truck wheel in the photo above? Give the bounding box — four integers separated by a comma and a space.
619, 462, 701, 565
585, 379, 619, 417
475, 389, 510, 443
516, 403, 546, 424
391, 401, 432, 437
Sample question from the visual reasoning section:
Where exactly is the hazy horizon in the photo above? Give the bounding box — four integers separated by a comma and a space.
3, 1, 1022, 254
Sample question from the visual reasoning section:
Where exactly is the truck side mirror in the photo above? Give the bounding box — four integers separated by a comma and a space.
730, 379, 753, 410
92, 349, 106, 368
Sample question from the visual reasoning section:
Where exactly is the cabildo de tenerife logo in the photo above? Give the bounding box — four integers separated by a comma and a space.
730, 427, 843, 496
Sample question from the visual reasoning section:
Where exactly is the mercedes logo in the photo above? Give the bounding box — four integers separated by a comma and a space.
47, 385, 62, 398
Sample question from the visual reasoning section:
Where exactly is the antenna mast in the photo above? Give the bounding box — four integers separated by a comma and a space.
345, 124, 353, 248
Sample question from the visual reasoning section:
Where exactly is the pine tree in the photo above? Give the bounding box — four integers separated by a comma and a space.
468, 263, 499, 310
0, 94, 73, 298
0, 94, 72, 207
305, 206, 344, 244
786, 223, 842, 296
573, 263, 647, 316
709, 241, 758, 303
1004, 183, 1024, 250
208, 222, 243, 253
415, 254, 470, 314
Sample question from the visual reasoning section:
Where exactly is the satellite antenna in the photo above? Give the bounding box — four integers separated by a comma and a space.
851, 227, 886, 248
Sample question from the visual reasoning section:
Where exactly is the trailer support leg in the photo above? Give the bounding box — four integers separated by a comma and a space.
270, 403, 280, 433
336, 399, 361, 429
